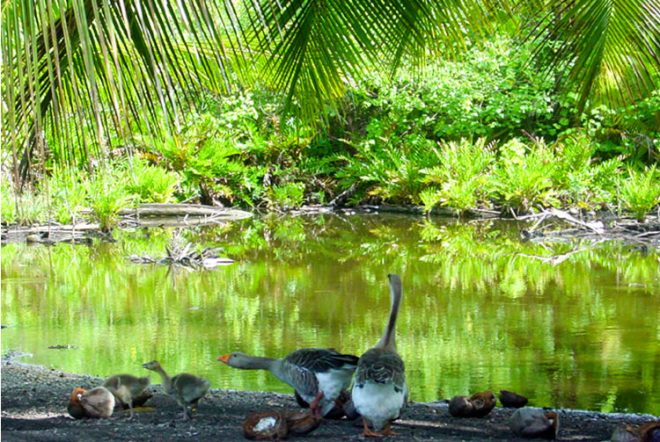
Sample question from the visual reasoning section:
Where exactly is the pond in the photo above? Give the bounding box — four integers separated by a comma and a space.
1, 213, 658, 415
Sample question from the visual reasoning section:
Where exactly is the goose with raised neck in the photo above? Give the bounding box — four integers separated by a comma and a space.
351, 274, 407, 437
218, 348, 359, 417
142, 360, 210, 420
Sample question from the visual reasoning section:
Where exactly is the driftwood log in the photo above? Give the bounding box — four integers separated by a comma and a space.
1, 204, 252, 244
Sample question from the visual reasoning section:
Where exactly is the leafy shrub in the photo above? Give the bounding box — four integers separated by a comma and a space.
124, 158, 179, 203
88, 168, 134, 232
45, 169, 89, 224
339, 133, 438, 204
619, 166, 660, 221
490, 139, 558, 213
419, 188, 443, 214
422, 138, 496, 214
268, 182, 305, 210
1, 179, 16, 224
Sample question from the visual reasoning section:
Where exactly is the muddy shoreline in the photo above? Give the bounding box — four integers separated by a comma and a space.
2, 361, 658, 441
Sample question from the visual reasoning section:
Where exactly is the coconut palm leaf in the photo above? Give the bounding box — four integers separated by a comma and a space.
2, 0, 244, 174
525, 0, 659, 111
246, 0, 500, 116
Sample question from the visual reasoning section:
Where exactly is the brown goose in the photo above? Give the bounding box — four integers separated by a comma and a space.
103, 374, 151, 417
351, 274, 407, 437
218, 348, 359, 417
142, 360, 210, 420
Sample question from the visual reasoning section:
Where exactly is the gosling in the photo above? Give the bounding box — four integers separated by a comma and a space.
103, 374, 151, 418
142, 360, 210, 420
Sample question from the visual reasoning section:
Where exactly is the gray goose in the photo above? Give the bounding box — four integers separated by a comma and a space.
351, 274, 407, 437
218, 348, 359, 417
142, 360, 210, 420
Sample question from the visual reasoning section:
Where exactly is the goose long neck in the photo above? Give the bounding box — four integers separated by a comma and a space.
242, 356, 279, 371
154, 366, 172, 391
376, 274, 402, 352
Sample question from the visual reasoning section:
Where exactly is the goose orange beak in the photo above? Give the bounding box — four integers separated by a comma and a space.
217, 354, 230, 364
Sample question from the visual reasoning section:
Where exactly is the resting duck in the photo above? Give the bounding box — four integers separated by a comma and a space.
142, 360, 210, 420
351, 274, 407, 437
103, 374, 151, 417
218, 348, 359, 417
68, 386, 116, 418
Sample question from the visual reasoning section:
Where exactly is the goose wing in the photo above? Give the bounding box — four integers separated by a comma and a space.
284, 348, 359, 373
354, 348, 405, 392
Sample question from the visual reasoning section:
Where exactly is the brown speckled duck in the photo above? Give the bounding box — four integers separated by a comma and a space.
351, 274, 407, 437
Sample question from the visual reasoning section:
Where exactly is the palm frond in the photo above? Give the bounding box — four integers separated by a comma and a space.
526, 0, 659, 111
1, 0, 243, 174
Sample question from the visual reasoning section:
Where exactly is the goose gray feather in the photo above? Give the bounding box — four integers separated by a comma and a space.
351, 274, 407, 436
219, 348, 358, 416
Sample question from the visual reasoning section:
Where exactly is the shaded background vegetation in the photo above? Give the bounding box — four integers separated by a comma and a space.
1, 1, 659, 225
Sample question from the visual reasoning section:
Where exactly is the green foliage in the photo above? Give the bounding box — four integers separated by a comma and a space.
619, 166, 660, 221
550, 134, 621, 209
348, 40, 561, 142
123, 158, 179, 204
422, 138, 496, 214
1, 179, 16, 224
490, 139, 558, 213
44, 170, 89, 224
88, 168, 134, 232
267, 182, 305, 210
418, 188, 443, 215
340, 134, 438, 204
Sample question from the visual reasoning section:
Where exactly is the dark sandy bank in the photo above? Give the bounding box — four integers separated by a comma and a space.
1, 361, 658, 441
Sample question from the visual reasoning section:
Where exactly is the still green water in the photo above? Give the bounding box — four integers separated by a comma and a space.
1, 214, 659, 415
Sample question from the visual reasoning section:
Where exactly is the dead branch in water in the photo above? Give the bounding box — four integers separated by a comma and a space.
129, 230, 234, 269
519, 209, 659, 250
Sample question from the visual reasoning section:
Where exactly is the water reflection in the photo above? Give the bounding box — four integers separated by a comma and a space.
1, 214, 658, 415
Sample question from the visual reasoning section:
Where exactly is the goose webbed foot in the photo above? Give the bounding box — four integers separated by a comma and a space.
361, 418, 386, 437
381, 422, 398, 436
309, 391, 324, 418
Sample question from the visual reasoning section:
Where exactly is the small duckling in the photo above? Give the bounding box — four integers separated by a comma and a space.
509, 407, 558, 439
68, 386, 115, 419
448, 391, 496, 418
142, 360, 210, 420
103, 374, 151, 418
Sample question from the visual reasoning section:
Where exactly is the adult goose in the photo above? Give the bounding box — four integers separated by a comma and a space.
218, 348, 359, 417
351, 274, 407, 437
142, 361, 210, 420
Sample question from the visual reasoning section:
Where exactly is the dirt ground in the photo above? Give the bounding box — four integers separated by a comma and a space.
1, 361, 658, 441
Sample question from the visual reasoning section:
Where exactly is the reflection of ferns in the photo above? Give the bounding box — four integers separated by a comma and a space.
2, 215, 659, 411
